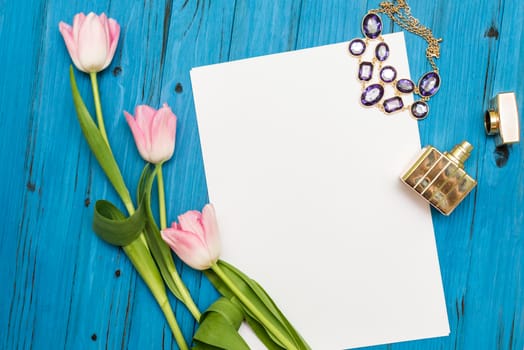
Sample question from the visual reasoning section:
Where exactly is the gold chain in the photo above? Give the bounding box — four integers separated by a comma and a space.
371, 0, 442, 72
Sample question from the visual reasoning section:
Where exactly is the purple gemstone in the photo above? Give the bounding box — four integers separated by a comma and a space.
358, 62, 373, 81
375, 42, 389, 61
362, 13, 382, 39
361, 84, 384, 106
380, 66, 397, 82
396, 79, 415, 93
349, 39, 366, 56
418, 72, 441, 97
383, 96, 404, 113
411, 101, 429, 119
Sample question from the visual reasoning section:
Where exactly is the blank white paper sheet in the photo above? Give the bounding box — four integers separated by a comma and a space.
190, 32, 450, 349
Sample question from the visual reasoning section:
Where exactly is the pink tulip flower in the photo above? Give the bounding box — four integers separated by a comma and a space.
59, 12, 120, 73
124, 104, 177, 164
161, 204, 221, 270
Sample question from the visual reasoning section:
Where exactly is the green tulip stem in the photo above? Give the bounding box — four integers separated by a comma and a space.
171, 264, 202, 322
89, 72, 110, 147
160, 299, 189, 350
210, 263, 298, 350
155, 163, 202, 321
124, 239, 189, 350
156, 163, 167, 230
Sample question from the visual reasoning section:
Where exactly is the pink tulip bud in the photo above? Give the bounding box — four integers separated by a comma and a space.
59, 12, 120, 73
124, 104, 177, 164
161, 204, 221, 270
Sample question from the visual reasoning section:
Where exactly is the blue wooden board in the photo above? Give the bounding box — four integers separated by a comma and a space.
0, 0, 522, 349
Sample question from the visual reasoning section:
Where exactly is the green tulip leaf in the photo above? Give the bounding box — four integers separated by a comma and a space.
69, 66, 133, 208
69, 68, 186, 346
204, 268, 287, 348
137, 164, 201, 319
244, 314, 285, 350
205, 260, 311, 350
122, 238, 188, 348
92, 200, 146, 246
137, 164, 184, 301
192, 297, 249, 350
237, 269, 309, 349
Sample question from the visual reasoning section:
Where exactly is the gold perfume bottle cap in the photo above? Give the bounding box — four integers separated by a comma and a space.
485, 92, 520, 145
485, 110, 500, 135
444, 141, 473, 169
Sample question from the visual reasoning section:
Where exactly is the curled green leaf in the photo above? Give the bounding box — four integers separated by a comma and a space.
92, 200, 146, 246
192, 298, 249, 350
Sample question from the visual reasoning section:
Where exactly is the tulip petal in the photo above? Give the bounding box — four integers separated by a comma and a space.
107, 18, 120, 43
72, 12, 86, 43
150, 105, 176, 163
124, 111, 150, 161
162, 229, 213, 270
98, 13, 111, 53
59, 22, 83, 72
202, 204, 221, 259
182, 213, 208, 241
103, 18, 120, 69
134, 105, 156, 153
178, 211, 206, 238
77, 13, 109, 72
98, 13, 113, 70
134, 105, 157, 127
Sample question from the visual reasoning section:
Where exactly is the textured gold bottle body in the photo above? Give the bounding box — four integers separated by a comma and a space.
401, 146, 477, 215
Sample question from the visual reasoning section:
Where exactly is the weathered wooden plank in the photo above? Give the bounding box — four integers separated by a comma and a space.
461, 0, 524, 348
154, 1, 239, 343
2, 0, 142, 348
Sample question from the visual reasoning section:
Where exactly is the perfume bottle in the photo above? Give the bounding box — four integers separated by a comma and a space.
401, 141, 477, 215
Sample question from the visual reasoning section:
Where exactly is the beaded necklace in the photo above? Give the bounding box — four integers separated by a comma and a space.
348, 0, 442, 120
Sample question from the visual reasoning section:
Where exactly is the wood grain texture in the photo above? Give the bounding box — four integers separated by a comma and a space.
0, 0, 521, 349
